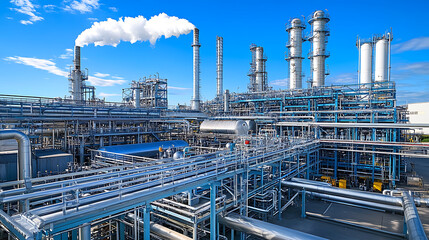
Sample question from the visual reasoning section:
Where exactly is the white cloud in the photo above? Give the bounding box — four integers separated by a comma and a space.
6, 17, 13, 20
75, 13, 195, 47
329, 72, 357, 85
43, 4, 56, 12
98, 92, 120, 98
94, 72, 110, 78
111, 76, 124, 80
168, 86, 190, 90
10, 0, 44, 24
270, 78, 289, 87
64, 0, 100, 14
88, 17, 98, 21
4, 56, 68, 77
4, 56, 126, 87
397, 62, 429, 75
108, 7, 117, 12
59, 48, 73, 59
392, 37, 429, 53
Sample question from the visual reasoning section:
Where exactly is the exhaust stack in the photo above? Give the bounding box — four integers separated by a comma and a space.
308, 10, 330, 87
286, 18, 305, 89
216, 36, 223, 99
191, 28, 201, 111
70, 46, 84, 101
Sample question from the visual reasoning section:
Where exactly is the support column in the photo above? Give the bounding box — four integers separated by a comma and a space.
144, 204, 151, 240
79, 224, 91, 240
210, 183, 218, 240
301, 189, 306, 218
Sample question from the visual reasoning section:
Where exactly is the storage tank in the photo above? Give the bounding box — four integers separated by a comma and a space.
200, 120, 249, 135
375, 38, 388, 82
360, 42, 373, 86
99, 140, 189, 158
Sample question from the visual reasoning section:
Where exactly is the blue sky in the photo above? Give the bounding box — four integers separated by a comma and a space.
1, 0, 429, 106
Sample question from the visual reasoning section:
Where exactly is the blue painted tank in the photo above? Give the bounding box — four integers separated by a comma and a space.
99, 140, 189, 157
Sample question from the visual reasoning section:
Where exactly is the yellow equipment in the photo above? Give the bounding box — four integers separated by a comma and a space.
339, 179, 347, 189
373, 181, 383, 192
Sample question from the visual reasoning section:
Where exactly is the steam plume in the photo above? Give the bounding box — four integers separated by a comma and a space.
75, 13, 195, 47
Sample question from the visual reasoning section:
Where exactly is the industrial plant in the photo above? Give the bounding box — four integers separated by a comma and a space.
1, 9, 429, 240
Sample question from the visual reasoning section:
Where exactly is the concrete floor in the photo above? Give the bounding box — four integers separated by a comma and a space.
272, 199, 404, 240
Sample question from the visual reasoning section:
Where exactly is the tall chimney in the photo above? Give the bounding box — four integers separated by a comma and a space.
216, 36, 223, 99
286, 18, 305, 89
308, 10, 330, 87
191, 28, 201, 111
70, 46, 83, 101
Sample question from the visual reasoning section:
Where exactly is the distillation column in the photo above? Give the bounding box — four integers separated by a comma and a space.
216, 36, 223, 99
191, 28, 201, 111
255, 46, 267, 92
374, 32, 392, 82
286, 18, 305, 89
70, 46, 84, 101
358, 41, 373, 86
308, 10, 330, 87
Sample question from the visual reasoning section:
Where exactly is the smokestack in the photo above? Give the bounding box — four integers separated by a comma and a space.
191, 28, 201, 111
286, 18, 305, 89
74, 46, 81, 70
70, 45, 83, 101
216, 36, 223, 99
308, 10, 330, 87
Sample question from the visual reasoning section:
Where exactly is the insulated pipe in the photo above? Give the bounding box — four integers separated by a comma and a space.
402, 192, 428, 240
127, 213, 192, 240
0, 130, 32, 185
219, 213, 327, 240
291, 178, 332, 187
307, 191, 403, 213
282, 181, 402, 206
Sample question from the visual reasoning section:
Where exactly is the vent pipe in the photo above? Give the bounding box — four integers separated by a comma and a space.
308, 10, 330, 87
216, 36, 223, 99
191, 28, 201, 111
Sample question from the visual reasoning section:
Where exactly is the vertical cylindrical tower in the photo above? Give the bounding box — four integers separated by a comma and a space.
255, 47, 267, 92
70, 46, 83, 101
374, 38, 388, 82
224, 89, 230, 112
133, 83, 140, 108
286, 18, 305, 89
308, 10, 330, 87
216, 36, 223, 99
191, 28, 201, 111
359, 42, 373, 86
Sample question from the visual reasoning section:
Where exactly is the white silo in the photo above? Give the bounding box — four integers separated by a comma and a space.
286, 18, 305, 89
308, 10, 330, 87
359, 42, 373, 86
374, 38, 389, 82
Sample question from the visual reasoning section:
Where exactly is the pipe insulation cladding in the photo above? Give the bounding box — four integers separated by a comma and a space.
286, 18, 305, 90
0, 130, 32, 186
200, 120, 249, 135
219, 213, 328, 240
309, 10, 330, 87
191, 28, 201, 111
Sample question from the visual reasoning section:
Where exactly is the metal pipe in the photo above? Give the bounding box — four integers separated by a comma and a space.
402, 192, 428, 240
281, 181, 402, 206
191, 28, 201, 111
218, 213, 327, 240
0, 130, 32, 185
127, 213, 192, 240
291, 178, 332, 187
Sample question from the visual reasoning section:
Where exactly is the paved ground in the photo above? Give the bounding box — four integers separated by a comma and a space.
272, 199, 404, 240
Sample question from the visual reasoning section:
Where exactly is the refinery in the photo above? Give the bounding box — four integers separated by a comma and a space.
1, 8, 429, 240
